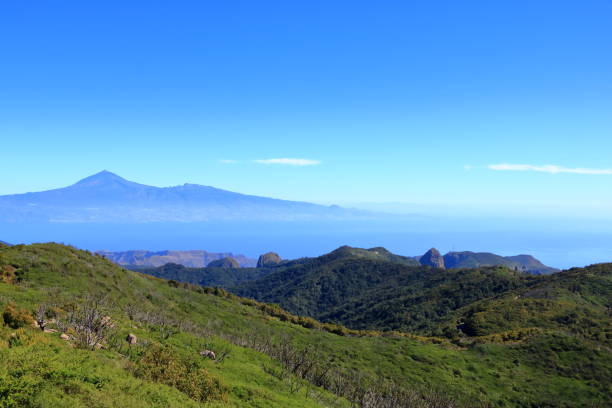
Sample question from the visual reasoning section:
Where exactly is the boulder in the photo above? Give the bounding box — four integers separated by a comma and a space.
200, 350, 216, 360
60, 333, 70, 340
126, 333, 137, 344
257, 252, 282, 268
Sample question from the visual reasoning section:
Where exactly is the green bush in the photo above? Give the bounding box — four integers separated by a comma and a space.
2, 303, 34, 329
132, 344, 227, 403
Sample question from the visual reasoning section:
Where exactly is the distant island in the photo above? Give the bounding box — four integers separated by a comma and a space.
0, 171, 375, 223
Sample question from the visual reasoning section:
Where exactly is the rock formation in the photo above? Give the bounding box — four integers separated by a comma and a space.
257, 252, 282, 268
419, 248, 446, 269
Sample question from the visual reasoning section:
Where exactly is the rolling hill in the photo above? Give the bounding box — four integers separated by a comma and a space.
231, 247, 607, 339
442, 251, 558, 274
1, 242, 610, 407
134, 262, 272, 287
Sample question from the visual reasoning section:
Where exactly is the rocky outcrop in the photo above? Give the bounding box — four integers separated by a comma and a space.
257, 252, 282, 268
207, 257, 240, 268
126, 333, 137, 344
200, 349, 216, 359
419, 248, 445, 269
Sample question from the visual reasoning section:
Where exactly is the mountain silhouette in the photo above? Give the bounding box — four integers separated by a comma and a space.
0, 171, 371, 222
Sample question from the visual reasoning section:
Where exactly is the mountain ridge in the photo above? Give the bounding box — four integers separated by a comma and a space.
98, 249, 256, 268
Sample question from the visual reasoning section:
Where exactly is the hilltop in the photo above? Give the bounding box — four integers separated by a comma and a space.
442, 250, 558, 274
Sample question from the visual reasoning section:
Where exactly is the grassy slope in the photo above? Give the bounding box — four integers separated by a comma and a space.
0, 244, 344, 408
0, 243, 610, 407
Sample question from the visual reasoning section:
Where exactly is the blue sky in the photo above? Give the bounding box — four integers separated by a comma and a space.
1, 1, 612, 216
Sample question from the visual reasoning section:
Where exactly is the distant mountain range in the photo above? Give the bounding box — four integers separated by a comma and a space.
109, 245, 557, 274
98, 249, 256, 267
419, 248, 559, 274
0, 171, 373, 222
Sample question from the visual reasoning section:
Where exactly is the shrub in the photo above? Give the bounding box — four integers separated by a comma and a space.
133, 344, 227, 403
2, 303, 34, 329
56, 296, 116, 350
0, 265, 18, 284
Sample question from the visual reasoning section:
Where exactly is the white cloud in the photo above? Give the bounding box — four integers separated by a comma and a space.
219, 159, 238, 164
488, 163, 612, 175
254, 158, 321, 166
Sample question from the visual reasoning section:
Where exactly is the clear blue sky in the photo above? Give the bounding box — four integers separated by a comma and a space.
1, 1, 611, 216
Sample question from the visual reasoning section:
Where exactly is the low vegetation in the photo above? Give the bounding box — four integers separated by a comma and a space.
0, 243, 610, 407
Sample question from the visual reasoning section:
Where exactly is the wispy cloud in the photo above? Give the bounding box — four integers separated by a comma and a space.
219, 159, 238, 164
488, 163, 612, 175
254, 158, 321, 166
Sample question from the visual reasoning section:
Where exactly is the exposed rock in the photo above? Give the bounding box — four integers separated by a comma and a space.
101, 315, 114, 328
60, 333, 70, 340
207, 257, 240, 268
419, 248, 445, 269
257, 252, 282, 268
44, 328, 58, 333
126, 333, 137, 344
200, 349, 216, 360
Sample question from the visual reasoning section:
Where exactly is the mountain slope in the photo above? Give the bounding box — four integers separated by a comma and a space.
232, 249, 536, 331
134, 262, 272, 287
232, 247, 608, 341
443, 251, 558, 274
1, 243, 610, 407
134, 246, 419, 291
0, 171, 372, 222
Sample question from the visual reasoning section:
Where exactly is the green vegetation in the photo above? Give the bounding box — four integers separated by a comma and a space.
232, 251, 611, 345
0, 243, 610, 407
443, 251, 558, 274
2, 303, 34, 329
132, 262, 272, 287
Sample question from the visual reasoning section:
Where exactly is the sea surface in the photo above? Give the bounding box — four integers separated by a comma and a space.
2, 217, 611, 269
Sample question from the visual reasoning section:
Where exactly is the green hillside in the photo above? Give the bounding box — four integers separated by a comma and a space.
443, 251, 558, 274
233, 249, 610, 343
1, 243, 611, 407
131, 262, 271, 288
134, 245, 419, 289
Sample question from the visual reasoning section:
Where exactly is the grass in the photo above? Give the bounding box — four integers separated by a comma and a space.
0, 243, 610, 407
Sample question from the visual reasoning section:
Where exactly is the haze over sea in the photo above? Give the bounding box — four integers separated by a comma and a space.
2, 1, 611, 270
4, 217, 611, 269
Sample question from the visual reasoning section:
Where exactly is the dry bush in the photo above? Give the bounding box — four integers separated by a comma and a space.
56, 296, 116, 350
2, 303, 34, 329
